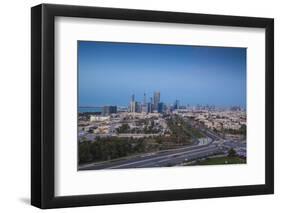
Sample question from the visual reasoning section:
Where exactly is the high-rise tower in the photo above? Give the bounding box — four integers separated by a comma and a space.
174, 100, 180, 110
141, 93, 147, 113
143, 93, 146, 105
153, 91, 160, 111
130, 94, 136, 112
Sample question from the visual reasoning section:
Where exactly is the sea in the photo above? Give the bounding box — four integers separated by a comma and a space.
79, 107, 102, 113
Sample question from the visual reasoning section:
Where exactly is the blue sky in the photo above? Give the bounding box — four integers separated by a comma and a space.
78, 41, 246, 107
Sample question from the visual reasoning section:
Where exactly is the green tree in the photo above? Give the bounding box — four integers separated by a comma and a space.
240, 124, 246, 136
228, 148, 237, 157
79, 141, 92, 163
117, 123, 130, 133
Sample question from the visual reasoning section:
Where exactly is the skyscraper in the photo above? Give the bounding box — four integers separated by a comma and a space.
157, 102, 164, 113
147, 103, 152, 113
142, 93, 148, 113
136, 102, 141, 113
147, 97, 153, 113
174, 100, 180, 110
130, 94, 136, 112
153, 91, 160, 111
143, 93, 146, 105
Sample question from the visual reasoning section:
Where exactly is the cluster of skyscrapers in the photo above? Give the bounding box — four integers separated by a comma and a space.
129, 91, 166, 113
95, 91, 180, 116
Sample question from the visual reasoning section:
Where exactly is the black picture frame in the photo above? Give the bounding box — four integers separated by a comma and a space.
31, 3, 274, 209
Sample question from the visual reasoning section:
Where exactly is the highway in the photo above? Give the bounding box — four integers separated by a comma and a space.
79, 120, 245, 170
79, 141, 221, 170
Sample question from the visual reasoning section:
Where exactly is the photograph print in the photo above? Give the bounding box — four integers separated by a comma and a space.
78, 41, 247, 171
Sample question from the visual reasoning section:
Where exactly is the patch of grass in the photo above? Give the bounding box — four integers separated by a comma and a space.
195, 156, 246, 165
187, 126, 204, 138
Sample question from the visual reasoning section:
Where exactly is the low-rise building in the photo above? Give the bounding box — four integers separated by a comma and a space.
90, 115, 110, 122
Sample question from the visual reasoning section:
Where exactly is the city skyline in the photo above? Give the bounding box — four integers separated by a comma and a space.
79, 91, 245, 113
78, 41, 246, 107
